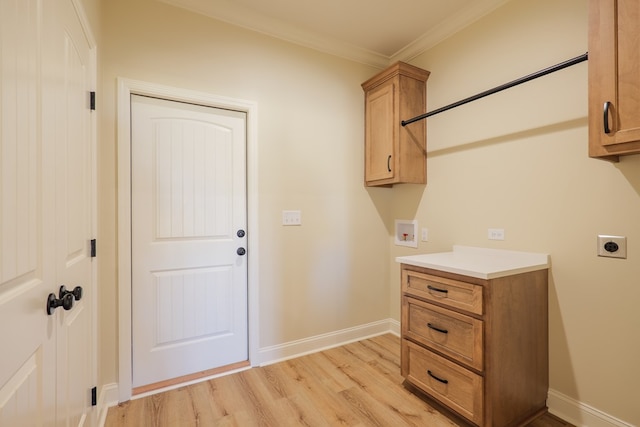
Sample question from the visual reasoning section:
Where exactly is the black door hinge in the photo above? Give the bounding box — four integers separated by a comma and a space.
90, 92, 96, 110
91, 386, 97, 406
90, 239, 96, 257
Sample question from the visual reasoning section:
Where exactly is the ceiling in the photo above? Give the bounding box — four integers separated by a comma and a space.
159, 0, 511, 68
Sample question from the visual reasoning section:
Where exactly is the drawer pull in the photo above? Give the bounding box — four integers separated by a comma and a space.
604, 101, 612, 134
427, 370, 449, 384
427, 285, 448, 294
427, 323, 448, 334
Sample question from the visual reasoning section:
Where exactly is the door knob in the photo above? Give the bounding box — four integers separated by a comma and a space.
59, 285, 83, 301
237, 229, 245, 238
46, 292, 74, 315
237, 247, 246, 256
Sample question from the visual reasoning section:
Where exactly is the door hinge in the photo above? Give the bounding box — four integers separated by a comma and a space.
90, 91, 96, 110
91, 387, 97, 406
90, 239, 96, 257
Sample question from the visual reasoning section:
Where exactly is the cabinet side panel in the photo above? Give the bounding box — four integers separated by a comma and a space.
398, 76, 426, 184
484, 270, 549, 427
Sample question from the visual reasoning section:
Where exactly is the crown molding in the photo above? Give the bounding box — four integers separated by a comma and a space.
159, 0, 511, 69
391, 0, 511, 63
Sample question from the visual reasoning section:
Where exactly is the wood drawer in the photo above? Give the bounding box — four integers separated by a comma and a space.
403, 339, 483, 425
402, 270, 483, 315
403, 296, 483, 371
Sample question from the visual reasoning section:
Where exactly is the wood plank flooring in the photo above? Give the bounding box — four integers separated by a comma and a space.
105, 334, 573, 427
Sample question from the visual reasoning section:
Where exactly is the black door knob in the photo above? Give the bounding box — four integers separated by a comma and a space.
59, 285, 83, 301
237, 247, 246, 256
46, 292, 74, 315
237, 229, 245, 238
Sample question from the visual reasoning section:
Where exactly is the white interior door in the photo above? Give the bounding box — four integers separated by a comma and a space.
0, 2, 56, 424
50, 0, 94, 423
0, 0, 94, 425
131, 95, 248, 389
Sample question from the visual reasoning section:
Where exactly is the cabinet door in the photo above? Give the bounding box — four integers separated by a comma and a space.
589, 0, 640, 157
365, 83, 396, 183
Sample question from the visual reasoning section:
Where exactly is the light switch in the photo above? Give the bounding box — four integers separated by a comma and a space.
282, 210, 301, 226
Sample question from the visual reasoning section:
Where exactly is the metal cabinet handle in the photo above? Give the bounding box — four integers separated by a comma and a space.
427, 323, 449, 334
603, 101, 612, 134
427, 370, 449, 384
387, 155, 392, 172
427, 285, 448, 294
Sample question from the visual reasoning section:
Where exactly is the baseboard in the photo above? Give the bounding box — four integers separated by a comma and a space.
547, 389, 634, 427
97, 383, 119, 427
258, 318, 397, 366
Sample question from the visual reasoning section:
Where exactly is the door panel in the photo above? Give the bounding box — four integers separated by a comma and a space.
131, 95, 248, 388
52, 0, 93, 423
1, 0, 94, 425
0, 1, 56, 426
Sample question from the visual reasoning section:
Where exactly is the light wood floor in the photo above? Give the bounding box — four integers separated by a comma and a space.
105, 334, 572, 427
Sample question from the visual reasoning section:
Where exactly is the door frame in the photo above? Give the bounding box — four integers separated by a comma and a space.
116, 79, 259, 402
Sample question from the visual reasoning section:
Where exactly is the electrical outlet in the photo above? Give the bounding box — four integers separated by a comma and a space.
597, 235, 626, 258
282, 210, 301, 226
421, 228, 428, 242
488, 228, 505, 240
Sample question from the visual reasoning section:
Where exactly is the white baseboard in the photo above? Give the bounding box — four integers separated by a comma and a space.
258, 318, 397, 366
548, 389, 635, 427
97, 383, 119, 427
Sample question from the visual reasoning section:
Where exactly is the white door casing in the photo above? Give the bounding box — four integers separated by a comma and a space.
0, 0, 96, 425
117, 80, 259, 402
131, 95, 247, 388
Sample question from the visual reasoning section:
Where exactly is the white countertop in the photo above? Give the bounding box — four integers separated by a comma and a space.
395, 245, 549, 279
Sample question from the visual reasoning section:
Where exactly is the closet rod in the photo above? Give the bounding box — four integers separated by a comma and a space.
401, 52, 588, 127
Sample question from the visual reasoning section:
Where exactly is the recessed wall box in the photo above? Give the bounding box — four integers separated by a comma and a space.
395, 220, 418, 248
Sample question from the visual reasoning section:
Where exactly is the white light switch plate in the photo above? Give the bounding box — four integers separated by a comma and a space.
282, 210, 301, 226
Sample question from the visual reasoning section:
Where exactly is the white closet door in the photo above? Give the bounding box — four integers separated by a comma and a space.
0, 1, 56, 425
49, 0, 94, 424
131, 95, 248, 389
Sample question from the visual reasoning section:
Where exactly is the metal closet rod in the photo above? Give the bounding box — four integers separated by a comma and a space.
401, 52, 589, 127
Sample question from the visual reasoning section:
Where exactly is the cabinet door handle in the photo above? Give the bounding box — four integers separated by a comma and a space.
427, 323, 448, 334
427, 370, 449, 384
387, 155, 392, 172
603, 101, 612, 134
427, 285, 448, 294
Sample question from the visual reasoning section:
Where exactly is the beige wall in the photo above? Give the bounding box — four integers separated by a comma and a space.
391, 0, 639, 424
98, 0, 391, 389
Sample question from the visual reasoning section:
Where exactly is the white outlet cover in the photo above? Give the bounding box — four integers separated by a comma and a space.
488, 228, 505, 240
597, 235, 626, 258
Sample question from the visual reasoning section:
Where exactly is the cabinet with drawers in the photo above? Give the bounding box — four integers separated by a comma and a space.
398, 249, 549, 427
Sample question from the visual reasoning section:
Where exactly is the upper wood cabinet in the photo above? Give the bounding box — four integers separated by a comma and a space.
589, 0, 640, 159
362, 62, 430, 186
